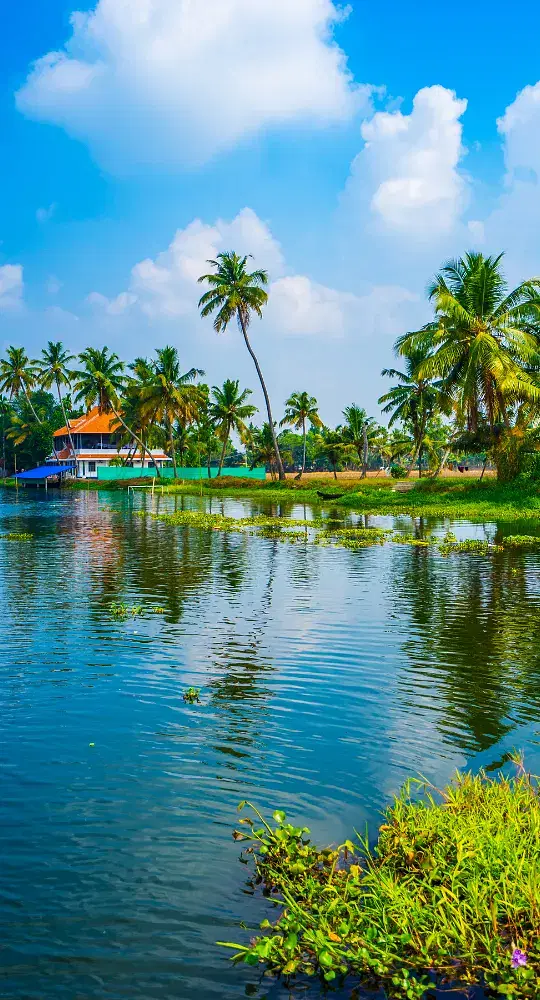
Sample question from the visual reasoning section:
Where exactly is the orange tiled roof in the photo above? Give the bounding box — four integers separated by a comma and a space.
54, 407, 117, 437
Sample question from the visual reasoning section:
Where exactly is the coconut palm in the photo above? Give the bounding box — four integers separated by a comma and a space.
279, 391, 322, 478
379, 348, 444, 477
209, 379, 257, 477
246, 422, 291, 480
136, 346, 204, 478
341, 405, 378, 479
315, 430, 352, 479
198, 251, 285, 479
0, 346, 42, 423
73, 346, 161, 475
396, 253, 540, 433
37, 341, 76, 459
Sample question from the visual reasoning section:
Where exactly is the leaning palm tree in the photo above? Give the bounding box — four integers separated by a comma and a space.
280, 391, 322, 478
210, 379, 257, 477
37, 341, 76, 459
198, 251, 285, 479
73, 346, 161, 475
396, 252, 540, 434
136, 346, 205, 478
0, 346, 42, 424
379, 348, 443, 477
341, 405, 377, 479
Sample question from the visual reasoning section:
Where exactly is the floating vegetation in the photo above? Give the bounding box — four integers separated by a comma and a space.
109, 602, 165, 619
439, 538, 503, 557
183, 687, 201, 704
503, 534, 540, 550
224, 763, 540, 998
135, 509, 540, 560
1, 531, 33, 541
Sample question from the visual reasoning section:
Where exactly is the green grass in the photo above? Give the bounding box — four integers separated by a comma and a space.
225, 765, 540, 998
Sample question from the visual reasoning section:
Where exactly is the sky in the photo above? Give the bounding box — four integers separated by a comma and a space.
3, 0, 540, 424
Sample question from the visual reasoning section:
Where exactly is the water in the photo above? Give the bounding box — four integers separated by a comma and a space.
2, 488, 540, 1000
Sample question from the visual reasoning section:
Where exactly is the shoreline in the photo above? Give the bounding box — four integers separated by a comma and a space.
3, 474, 540, 521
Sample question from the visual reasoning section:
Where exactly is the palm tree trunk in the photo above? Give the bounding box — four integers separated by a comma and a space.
168, 421, 178, 478
110, 404, 161, 478
479, 457, 488, 481
433, 444, 452, 479
237, 310, 285, 480
24, 388, 42, 425
217, 428, 228, 477
207, 447, 212, 479
55, 379, 76, 464
362, 423, 368, 479
301, 418, 306, 478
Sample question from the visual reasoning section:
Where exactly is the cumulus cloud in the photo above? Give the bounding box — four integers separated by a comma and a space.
480, 81, 540, 279
16, 0, 363, 170
0, 264, 24, 310
346, 86, 468, 238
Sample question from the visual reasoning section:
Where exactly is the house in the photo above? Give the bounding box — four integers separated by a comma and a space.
51, 407, 169, 479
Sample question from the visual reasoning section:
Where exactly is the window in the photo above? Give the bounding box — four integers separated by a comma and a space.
88, 461, 96, 473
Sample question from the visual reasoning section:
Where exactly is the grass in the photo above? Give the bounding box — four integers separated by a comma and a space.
225, 763, 540, 998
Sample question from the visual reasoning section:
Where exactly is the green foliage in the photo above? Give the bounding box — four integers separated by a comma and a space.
183, 687, 201, 704
1, 531, 33, 541
109, 601, 144, 619
225, 767, 540, 998
390, 463, 409, 478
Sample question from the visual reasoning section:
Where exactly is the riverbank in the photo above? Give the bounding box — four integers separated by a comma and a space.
4, 473, 540, 520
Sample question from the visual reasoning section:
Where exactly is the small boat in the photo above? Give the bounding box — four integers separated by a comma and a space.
316, 490, 344, 501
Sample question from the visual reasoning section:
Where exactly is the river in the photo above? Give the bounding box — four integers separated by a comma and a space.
1, 488, 540, 999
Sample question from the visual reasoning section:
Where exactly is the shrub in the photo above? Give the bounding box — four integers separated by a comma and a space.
390, 464, 409, 479
224, 766, 540, 998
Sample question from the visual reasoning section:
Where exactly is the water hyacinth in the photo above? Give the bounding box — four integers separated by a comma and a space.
224, 766, 540, 998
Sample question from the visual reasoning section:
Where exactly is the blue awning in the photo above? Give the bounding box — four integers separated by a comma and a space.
14, 464, 76, 480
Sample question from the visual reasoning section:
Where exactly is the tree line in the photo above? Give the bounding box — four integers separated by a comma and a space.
2, 250, 540, 481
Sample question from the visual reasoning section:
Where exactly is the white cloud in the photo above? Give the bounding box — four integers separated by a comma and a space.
16, 0, 362, 170
0, 264, 24, 310
36, 202, 57, 223
497, 82, 540, 182
346, 86, 468, 237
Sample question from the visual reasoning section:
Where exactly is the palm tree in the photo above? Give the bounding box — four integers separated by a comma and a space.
0, 347, 42, 424
210, 379, 258, 477
73, 346, 161, 476
396, 253, 540, 434
37, 341, 76, 459
198, 251, 285, 480
247, 422, 292, 480
280, 391, 322, 478
341, 405, 377, 479
379, 348, 443, 477
137, 346, 205, 478
316, 430, 352, 479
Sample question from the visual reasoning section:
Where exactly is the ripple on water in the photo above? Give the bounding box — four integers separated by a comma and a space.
1, 489, 540, 998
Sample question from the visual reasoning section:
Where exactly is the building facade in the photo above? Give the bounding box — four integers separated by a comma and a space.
52, 408, 169, 479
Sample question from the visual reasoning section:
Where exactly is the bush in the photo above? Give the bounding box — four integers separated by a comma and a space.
390, 464, 409, 479
225, 766, 540, 998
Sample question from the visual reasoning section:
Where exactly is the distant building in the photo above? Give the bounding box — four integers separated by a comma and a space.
51, 408, 169, 478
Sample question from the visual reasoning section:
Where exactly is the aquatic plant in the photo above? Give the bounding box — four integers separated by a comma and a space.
502, 535, 540, 550
438, 538, 502, 557
224, 765, 540, 998
183, 687, 201, 704
392, 533, 430, 546
109, 601, 144, 619
1, 531, 33, 541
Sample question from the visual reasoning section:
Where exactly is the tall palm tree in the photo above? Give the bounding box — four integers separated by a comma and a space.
341, 405, 377, 479
0, 347, 42, 424
198, 251, 285, 480
247, 422, 291, 480
210, 379, 257, 477
137, 346, 204, 478
73, 346, 161, 475
280, 391, 322, 478
379, 348, 443, 477
37, 341, 76, 459
396, 252, 540, 433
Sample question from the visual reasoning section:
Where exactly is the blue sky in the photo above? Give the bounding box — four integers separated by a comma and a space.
2, 0, 540, 423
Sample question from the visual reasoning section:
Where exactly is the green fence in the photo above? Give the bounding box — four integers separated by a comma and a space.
97, 465, 266, 482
